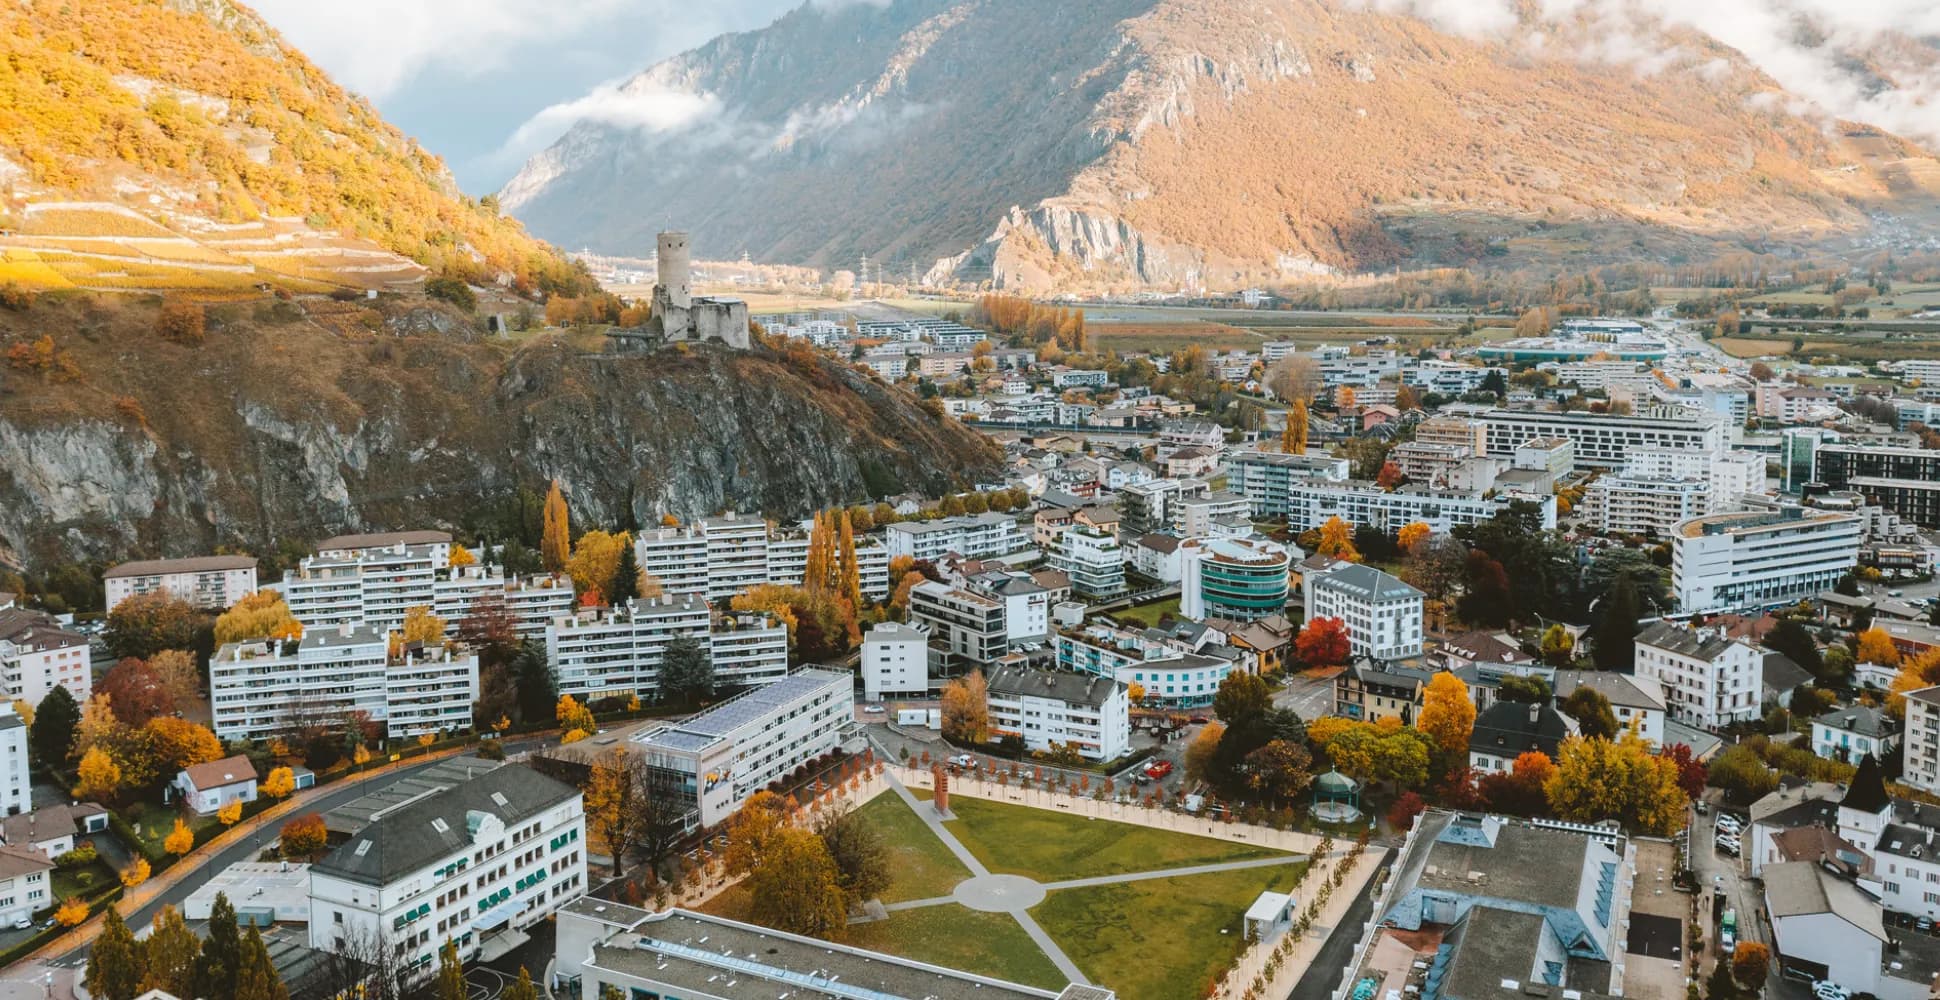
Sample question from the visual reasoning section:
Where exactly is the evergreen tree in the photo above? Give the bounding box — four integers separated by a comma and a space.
511, 640, 557, 724
192, 892, 243, 1000
31, 683, 80, 762
661, 636, 715, 704
233, 926, 289, 1000
140, 905, 202, 997
609, 543, 641, 607
1590, 570, 1642, 670
85, 908, 142, 1000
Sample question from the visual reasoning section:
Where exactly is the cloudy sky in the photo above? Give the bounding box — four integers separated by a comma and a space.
250, 0, 804, 194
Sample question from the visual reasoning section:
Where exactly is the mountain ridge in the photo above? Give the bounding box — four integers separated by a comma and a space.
501, 0, 1940, 291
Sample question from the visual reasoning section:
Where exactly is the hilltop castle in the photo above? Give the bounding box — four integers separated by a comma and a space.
650, 231, 750, 349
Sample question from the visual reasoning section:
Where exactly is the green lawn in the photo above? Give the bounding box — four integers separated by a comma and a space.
1033, 863, 1311, 1000
938, 795, 1286, 882
851, 791, 973, 902
847, 907, 1067, 990
52, 860, 116, 900
1113, 596, 1180, 628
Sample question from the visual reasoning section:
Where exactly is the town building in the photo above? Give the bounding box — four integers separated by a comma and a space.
1045, 523, 1127, 600
1128, 533, 1187, 583
0, 607, 89, 706
0, 802, 109, 858
0, 706, 24, 817
1579, 475, 1712, 536
986, 665, 1130, 762
1632, 621, 1761, 728
103, 555, 257, 611
1175, 491, 1251, 537
1056, 621, 1239, 708
1228, 451, 1350, 514
1764, 861, 1889, 994
0, 845, 51, 931
282, 541, 572, 638
1478, 409, 1726, 470
308, 765, 586, 978
209, 626, 479, 742
627, 669, 851, 829
1413, 415, 1490, 456
315, 530, 455, 567
883, 513, 1028, 562
1305, 563, 1425, 660
1333, 659, 1435, 723
1812, 704, 1900, 764
1670, 506, 1862, 613
1469, 700, 1573, 773
1180, 535, 1293, 622
908, 580, 1008, 665
1237, 476, 1554, 533
553, 903, 1099, 1000
173, 754, 259, 816
1552, 670, 1666, 746
1902, 686, 1940, 796
861, 622, 931, 701
543, 596, 788, 702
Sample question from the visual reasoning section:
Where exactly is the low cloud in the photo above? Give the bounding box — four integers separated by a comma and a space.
485, 81, 724, 172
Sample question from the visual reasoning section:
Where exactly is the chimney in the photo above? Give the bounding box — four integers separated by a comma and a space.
1528, 702, 1540, 725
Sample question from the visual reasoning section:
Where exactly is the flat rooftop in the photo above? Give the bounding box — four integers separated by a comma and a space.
633, 669, 849, 754
320, 755, 506, 835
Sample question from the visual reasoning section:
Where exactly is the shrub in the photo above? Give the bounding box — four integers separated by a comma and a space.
0, 282, 33, 310
54, 844, 98, 869
424, 276, 476, 312
156, 298, 205, 344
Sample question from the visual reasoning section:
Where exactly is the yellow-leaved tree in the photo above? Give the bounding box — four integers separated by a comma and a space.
566, 530, 632, 601
1544, 730, 1687, 835
1315, 516, 1362, 562
1417, 671, 1476, 756
120, 857, 150, 888
449, 543, 477, 568
541, 479, 571, 573
1856, 627, 1902, 667
556, 694, 595, 737
164, 818, 194, 856
74, 746, 122, 802
940, 670, 989, 743
217, 799, 243, 826
1396, 522, 1433, 554
262, 766, 295, 799
214, 590, 303, 644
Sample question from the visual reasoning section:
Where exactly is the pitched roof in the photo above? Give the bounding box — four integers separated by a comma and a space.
1308, 563, 1422, 602
1439, 630, 1531, 665
0, 803, 108, 846
1554, 670, 1667, 712
1763, 652, 1813, 692
0, 608, 84, 649
1763, 861, 1886, 940
180, 754, 258, 791
314, 529, 452, 550
986, 665, 1123, 708
0, 844, 51, 880
314, 765, 579, 886
1469, 701, 1572, 760
104, 555, 257, 579
1634, 620, 1742, 660
1812, 704, 1897, 741
1842, 753, 1891, 814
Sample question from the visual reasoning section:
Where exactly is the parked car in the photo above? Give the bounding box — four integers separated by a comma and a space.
1813, 981, 1848, 1000
1716, 815, 1744, 834
948, 754, 974, 768
862, 703, 885, 716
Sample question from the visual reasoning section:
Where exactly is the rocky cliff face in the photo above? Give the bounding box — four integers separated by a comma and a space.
500, 0, 1940, 290
0, 297, 999, 571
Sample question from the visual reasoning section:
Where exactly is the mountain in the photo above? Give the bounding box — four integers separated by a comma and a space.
0, 0, 591, 295
499, 0, 1940, 291
0, 293, 999, 571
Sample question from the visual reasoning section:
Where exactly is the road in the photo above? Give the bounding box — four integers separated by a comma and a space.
1287, 853, 1391, 1000
49, 736, 552, 968
1276, 669, 1339, 724
1688, 802, 1767, 954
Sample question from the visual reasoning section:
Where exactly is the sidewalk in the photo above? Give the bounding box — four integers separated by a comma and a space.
22, 745, 482, 963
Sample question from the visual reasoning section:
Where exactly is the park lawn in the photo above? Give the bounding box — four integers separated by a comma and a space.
851, 791, 973, 902
52, 859, 117, 900
1033, 862, 1310, 1000
1113, 596, 1181, 628
847, 907, 1067, 991
939, 795, 1285, 882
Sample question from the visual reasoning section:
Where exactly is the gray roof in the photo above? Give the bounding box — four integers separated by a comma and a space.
1470, 701, 1572, 760
1763, 861, 1887, 940
1763, 652, 1814, 693
987, 665, 1122, 708
1399, 812, 1605, 912
1309, 563, 1423, 603
634, 669, 851, 753
1813, 704, 1898, 740
1554, 670, 1666, 712
105, 555, 256, 578
0, 608, 83, 649
0, 803, 107, 846
1634, 621, 1741, 660
315, 530, 451, 550
314, 764, 579, 886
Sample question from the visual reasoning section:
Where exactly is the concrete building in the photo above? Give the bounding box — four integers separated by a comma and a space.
283, 544, 572, 638
1469, 700, 1573, 773
0, 706, 24, 818
986, 665, 1130, 762
628, 669, 851, 829
1632, 621, 1762, 728
0, 845, 51, 931
209, 626, 480, 742
861, 622, 931, 701
1479, 409, 1726, 470
1413, 415, 1490, 456
1046, 523, 1126, 600
1901, 686, 1940, 797
1175, 491, 1251, 537
1305, 563, 1425, 661
1238, 476, 1554, 533
1812, 704, 1900, 764
1764, 861, 1889, 994
908, 581, 1008, 665
883, 513, 1027, 562
1228, 451, 1350, 515
1552, 670, 1666, 746
315, 530, 453, 567
1671, 506, 1862, 613
0, 607, 89, 706
635, 518, 889, 602
1180, 535, 1293, 622
553, 903, 1099, 1000
543, 596, 788, 702
1579, 475, 1711, 536
104, 555, 257, 611
308, 765, 586, 978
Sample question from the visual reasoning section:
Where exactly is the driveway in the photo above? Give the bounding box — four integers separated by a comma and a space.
1275, 669, 1339, 723
1688, 805, 1765, 955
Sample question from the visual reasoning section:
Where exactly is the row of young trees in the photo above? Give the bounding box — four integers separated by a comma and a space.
971, 294, 1086, 353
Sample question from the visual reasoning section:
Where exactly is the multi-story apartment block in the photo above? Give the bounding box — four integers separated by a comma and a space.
316, 530, 454, 567
1412, 415, 1490, 456
1175, 490, 1252, 537
1055, 621, 1240, 708
0, 706, 26, 817
103, 555, 257, 611
308, 766, 586, 977
986, 665, 1130, 762
883, 513, 1027, 562
628, 669, 851, 828
283, 544, 572, 638
543, 596, 788, 702
1180, 536, 1292, 622
1901, 686, 1940, 797
0, 845, 52, 930
1811, 443, 1940, 528
1046, 524, 1127, 600
208, 626, 479, 741
908, 581, 1008, 665
1479, 409, 1727, 470
1305, 563, 1425, 660
1622, 446, 1766, 508
1580, 475, 1711, 536
1671, 506, 1861, 613
1229, 451, 1351, 514
965, 572, 1051, 644
1390, 441, 1474, 484
1811, 704, 1899, 764
1246, 478, 1554, 534
1632, 621, 1761, 728
636, 520, 890, 602
0, 607, 89, 706
861, 622, 931, 701
1117, 479, 1196, 537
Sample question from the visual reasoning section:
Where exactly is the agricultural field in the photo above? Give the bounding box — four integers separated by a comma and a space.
1711, 337, 1794, 358
1088, 322, 1263, 354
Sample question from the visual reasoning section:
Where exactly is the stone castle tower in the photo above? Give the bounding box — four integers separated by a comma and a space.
650, 230, 749, 349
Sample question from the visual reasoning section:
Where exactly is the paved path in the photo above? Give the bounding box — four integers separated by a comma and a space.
880, 766, 1092, 986
884, 854, 1311, 912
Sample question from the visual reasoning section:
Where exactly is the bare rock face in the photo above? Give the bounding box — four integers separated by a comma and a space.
501, 0, 1939, 291
0, 300, 999, 571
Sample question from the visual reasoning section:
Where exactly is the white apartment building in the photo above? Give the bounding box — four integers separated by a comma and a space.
1479, 410, 1727, 470
861, 622, 930, 701
1305, 563, 1425, 661
986, 666, 1130, 762
628, 669, 851, 828
1051, 367, 1110, 389
0, 707, 25, 818
1622, 447, 1765, 508
1175, 491, 1251, 537
1046, 524, 1127, 600
1180, 535, 1293, 623
1632, 621, 1761, 728
283, 546, 571, 638
908, 580, 1008, 665
0, 845, 51, 930
862, 355, 907, 380
104, 555, 257, 611
1671, 507, 1862, 613
543, 595, 788, 702
0, 607, 89, 706
635, 520, 891, 602
1229, 452, 1352, 515
315, 530, 454, 568
966, 572, 1050, 643
1413, 416, 1490, 456
208, 626, 479, 741
1247, 478, 1555, 534
1902, 687, 1940, 797
883, 513, 1028, 562
697, 514, 769, 598
308, 765, 586, 979
1580, 476, 1711, 536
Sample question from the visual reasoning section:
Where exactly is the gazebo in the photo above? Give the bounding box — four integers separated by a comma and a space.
1311, 769, 1362, 823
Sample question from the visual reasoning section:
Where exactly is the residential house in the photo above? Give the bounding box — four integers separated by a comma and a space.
0, 845, 52, 930
0, 803, 109, 859
986, 666, 1130, 762
1812, 704, 1900, 764
173, 755, 258, 816
1469, 701, 1573, 773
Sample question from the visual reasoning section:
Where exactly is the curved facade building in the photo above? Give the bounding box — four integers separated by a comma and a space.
1180, 536, 1294, 622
